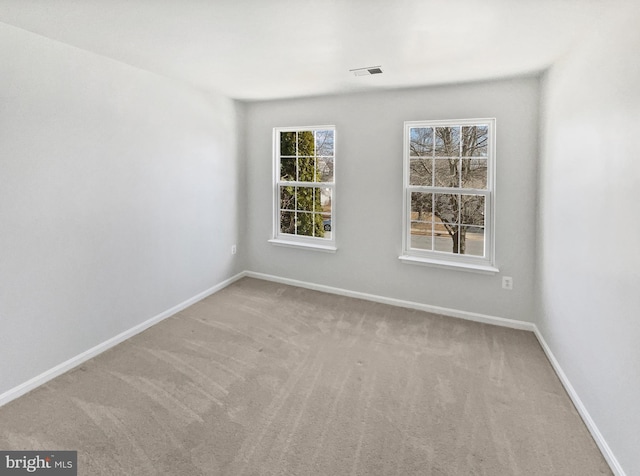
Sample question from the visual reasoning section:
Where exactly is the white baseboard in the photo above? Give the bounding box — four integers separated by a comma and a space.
245, 271, 624, 476
244, 271, 536, 332
532, 328, 626, 476
0, 270, 624, 476
0, 271, 246, 408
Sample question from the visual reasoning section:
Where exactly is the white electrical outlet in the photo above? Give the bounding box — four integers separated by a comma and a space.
231, 245, 237, 255
502, 276, 513, 290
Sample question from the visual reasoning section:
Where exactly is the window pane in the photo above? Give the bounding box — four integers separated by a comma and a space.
316, 188, 331, 213
315, 213, 327, 238
410, 158, 432, 186
461, 226, 485, 256
280, 211, 295, 234
317, 157, 334, 182
296, 212, 314, 236
297, 131, 315, 156
321, 213, 332, 237
296, 187, 315, 211
280, 131, 296, 156
460, 195, 485, 226
296, 212, 325, 237
280, 158, 296, 181
435, 126, 460, 156
316, 130, 334, 156
461, 158, 487, 189
319, 188, 332, 238
433, 193, 459, 224
434, 159, 460, 188
280, 186, 295, 210
434, 225, 458, 253
410, 221, 432, 250
298, 157, 315, 182
462, 125, 488, 157
410, 127, 434, 156
410, 192, 433, 222
433, 214, 448, 236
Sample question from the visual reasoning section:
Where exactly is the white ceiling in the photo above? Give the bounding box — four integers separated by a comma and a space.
0, 0, 624, 101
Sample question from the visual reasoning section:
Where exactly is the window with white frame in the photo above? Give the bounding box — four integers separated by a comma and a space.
271, 126, 335, 250
401, 119, 497, 272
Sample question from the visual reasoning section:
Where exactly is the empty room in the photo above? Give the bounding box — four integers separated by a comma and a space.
0, 1, 638, 475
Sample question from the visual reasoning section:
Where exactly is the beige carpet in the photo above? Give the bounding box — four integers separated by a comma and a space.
0, 277, 610, 475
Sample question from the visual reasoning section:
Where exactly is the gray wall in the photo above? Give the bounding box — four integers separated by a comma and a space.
0, 24, 243, 396
538, 6, 640, 474
245, 78, 539, 322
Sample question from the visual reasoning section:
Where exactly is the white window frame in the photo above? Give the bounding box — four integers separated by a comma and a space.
269, 125, 336, 252
400, 118, 498, 273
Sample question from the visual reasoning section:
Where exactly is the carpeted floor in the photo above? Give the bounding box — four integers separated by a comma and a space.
0, 277, 610, 475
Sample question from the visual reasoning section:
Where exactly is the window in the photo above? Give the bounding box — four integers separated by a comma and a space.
270, 126, 336, 251
400, 119, 498, 272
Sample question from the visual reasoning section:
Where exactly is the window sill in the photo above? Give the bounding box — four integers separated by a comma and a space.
398, 255, 499, 274
269, 239, 337, 253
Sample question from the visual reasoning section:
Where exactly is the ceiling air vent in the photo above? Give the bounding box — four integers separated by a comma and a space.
350, 66, 383, 76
